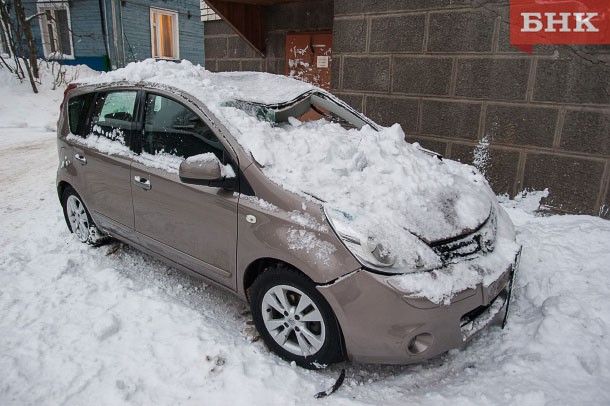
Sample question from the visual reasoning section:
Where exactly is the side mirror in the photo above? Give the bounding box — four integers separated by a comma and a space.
179, 156, 222, 183
178, 155, 237, 191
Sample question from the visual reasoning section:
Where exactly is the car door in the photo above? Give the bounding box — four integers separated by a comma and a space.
71, 89, 139, 238
130, 92, 238, 288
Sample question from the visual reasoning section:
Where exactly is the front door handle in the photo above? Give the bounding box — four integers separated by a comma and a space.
134, 176, 151, 190
74, 154, 87, 165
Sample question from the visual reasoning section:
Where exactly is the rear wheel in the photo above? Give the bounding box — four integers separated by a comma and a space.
61, 187, 107, 245
250, 267, 343, 369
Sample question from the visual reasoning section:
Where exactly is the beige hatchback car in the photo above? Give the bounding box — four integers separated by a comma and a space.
57, 60, 521, 369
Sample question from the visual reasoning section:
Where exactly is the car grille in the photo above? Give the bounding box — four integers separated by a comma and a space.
430, 209, 497, 263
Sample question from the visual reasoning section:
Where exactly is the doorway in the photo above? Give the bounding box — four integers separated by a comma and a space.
285, 31, 332, 91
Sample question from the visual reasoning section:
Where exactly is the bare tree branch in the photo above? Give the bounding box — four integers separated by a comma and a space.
13, 0, 39, 79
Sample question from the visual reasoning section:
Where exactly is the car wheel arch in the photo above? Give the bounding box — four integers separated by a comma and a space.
242, 258, 348, 359
57, 180, 72, 201
243, 257, 297, 301
248, 265, 347, 367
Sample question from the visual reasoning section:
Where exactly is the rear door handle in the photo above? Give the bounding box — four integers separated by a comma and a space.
74, 154, 87, 165
134, 176, 151, 190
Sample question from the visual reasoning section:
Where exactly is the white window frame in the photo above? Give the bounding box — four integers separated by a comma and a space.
200, 2, 221, 22
150, 7, 180, 60
0, 18, 11, 57
37, 2, 75, 60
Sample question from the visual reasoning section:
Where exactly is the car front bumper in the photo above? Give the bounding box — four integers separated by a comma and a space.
317, 246, 522, 365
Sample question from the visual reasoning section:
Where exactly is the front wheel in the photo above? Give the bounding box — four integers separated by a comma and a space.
61, 187, 107, 245
250, 267, 344, 369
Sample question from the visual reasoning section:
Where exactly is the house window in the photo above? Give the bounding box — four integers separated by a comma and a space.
37, 4, 74, 60
200, 3, 221, 21
0, 19, 10, 56
150, 8, 179, 60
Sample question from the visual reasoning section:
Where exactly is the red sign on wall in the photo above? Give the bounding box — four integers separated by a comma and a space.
510, 0, 610, 53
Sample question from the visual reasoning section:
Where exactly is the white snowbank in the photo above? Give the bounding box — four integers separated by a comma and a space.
0, 61, 98, 132
1, 65, 610, 405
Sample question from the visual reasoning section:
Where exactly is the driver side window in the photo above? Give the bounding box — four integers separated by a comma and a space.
142, 94, 225, 162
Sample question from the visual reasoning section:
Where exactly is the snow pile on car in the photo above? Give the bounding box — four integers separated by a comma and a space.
79, 58, 314, 106
77, 59, 514, 274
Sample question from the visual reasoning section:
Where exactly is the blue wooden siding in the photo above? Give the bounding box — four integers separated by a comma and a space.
23, 0, 109, 70
21, 0, 204, 71
118, 0, 204, 66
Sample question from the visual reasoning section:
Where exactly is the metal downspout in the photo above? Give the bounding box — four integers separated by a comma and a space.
110, 0, 120, 67
98, 0, 111, 70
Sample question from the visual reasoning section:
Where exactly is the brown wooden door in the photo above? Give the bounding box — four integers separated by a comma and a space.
285, 31, 332, 91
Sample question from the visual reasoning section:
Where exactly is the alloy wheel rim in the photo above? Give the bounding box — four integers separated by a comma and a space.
261, 284, 326, 357
66, 195, 89, 243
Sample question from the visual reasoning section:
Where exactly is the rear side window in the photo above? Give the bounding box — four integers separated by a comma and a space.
90, 91, 138, 146
67, 93, 94, 136
96, 91, 137, 123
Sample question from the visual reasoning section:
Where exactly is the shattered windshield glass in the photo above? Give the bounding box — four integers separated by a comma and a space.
224, 91, 379, 131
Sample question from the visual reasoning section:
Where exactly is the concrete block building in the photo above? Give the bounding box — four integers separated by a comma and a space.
203, 0, 610, 219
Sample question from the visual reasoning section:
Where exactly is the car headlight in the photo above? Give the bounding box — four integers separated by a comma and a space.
324, 206, 441, 274
336, 224, 396, 268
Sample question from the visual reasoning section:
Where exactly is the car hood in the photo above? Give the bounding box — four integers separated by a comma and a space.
318, 164, 493, 246
221, 114, 494, 269
385, 182, 493, 245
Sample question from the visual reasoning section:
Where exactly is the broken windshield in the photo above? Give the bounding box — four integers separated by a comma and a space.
225, 91, 380, 131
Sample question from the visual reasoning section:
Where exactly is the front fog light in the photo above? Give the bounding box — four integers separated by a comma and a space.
407, 333, 433, 355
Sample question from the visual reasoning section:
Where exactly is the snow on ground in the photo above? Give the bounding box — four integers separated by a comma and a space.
1, 64, 610, 405
0, 62, 97, 134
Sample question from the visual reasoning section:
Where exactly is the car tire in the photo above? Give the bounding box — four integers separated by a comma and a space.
61, 186, 107, 245
250, 267, 344, 369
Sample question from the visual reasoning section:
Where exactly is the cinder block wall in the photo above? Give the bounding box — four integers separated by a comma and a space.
205, 0, 610, 218
204, 0, 333, 74
332, 1, 610, 218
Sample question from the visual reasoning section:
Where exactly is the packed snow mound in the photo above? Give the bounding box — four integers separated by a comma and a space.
77, 58, 315, 105
77, 59, 495, 270
388, 206, 519, 304
0, 60, 98, 131
235, 118, 494, 266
